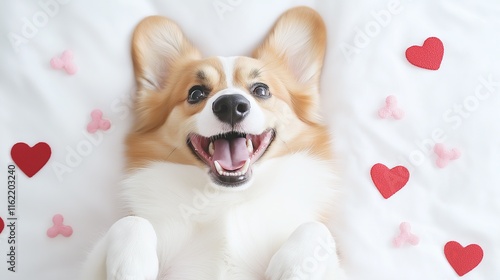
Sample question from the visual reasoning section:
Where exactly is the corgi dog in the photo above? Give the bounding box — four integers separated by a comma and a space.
82, 6, 345, 280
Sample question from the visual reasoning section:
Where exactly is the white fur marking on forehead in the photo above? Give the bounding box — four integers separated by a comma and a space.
217, 56, 238, 88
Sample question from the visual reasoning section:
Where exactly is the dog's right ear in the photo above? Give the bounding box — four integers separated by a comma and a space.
132, 16, 201, 94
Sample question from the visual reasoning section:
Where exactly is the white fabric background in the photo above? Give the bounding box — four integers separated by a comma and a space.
1, 0, 499, 279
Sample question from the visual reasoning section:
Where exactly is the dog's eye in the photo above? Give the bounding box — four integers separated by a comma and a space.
188, 86, 208, 104
251, 83, 271, 99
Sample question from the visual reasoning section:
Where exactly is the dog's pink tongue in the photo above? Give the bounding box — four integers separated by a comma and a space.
213, 138, 249, 171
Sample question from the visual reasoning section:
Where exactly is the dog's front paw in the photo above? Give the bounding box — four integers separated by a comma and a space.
106, 216, 159, 280
266, 222, 344, 280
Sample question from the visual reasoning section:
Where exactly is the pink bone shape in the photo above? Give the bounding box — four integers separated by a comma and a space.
50, 50, 78, 75
393, 222, 419, 247
434, 143, 461, 168
47, 214, 73, 238
87, 109, 111, 133
378, 95, 404, 120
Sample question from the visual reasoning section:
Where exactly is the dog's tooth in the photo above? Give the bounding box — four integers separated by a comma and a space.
246, 139, 253, 153
208, 142, 214, 156
241, 159, 251, 174
214, 161, 224, 175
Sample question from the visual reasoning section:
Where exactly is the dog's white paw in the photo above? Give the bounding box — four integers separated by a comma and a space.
266, 222, 343, 280
105, 216, 159, 280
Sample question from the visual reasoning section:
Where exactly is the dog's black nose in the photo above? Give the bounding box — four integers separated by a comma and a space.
212, 94, 251, 125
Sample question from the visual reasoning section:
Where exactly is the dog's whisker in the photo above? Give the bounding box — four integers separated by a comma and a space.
166, 146, 178, 160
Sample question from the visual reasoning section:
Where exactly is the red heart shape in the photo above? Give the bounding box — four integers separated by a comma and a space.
405, 37, 444, 70
370, 163, 410, 199
11, 142, 52, 178
0, 217, 4, 234
444, 241, 483, 276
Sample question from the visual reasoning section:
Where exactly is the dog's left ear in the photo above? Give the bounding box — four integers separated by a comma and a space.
253, 7, 326, 93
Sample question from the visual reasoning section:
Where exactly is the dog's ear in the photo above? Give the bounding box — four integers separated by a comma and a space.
132, 16, 201, 94
253, 7, 326, 93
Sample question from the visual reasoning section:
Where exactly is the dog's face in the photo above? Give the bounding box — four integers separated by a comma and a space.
127, 7, 331, 189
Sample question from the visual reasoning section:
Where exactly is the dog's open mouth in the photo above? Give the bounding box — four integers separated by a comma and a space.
187, 129, 275, 187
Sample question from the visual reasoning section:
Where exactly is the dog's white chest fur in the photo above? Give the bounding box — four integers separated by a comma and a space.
121, 153, 337, 279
